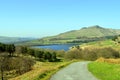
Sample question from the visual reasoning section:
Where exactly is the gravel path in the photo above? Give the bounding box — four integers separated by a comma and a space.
50, 62, 98, 80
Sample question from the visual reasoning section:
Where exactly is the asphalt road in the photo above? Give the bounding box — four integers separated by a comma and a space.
50, 62, 98, 80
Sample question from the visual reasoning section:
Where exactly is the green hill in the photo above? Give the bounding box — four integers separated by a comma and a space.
55, 25, 119, 38
0, 36, 35, 44
22, 25, 120, 45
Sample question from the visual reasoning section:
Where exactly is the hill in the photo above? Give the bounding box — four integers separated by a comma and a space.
0, 36, 35, 44
22, 25, 120, 45
54, 25, 119, 38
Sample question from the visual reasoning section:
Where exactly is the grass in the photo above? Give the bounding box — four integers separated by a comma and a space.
9, 60, 76, 80
81, 39, 120, 50
96, 57, 120, 64
88, 62, 120, 80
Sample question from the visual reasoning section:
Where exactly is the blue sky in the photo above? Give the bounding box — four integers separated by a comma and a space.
0, 0, 120, 38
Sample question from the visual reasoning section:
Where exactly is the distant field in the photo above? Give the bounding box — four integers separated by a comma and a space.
80, 39, 120, 50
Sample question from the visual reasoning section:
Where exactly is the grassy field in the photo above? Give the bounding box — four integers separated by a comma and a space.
80, 39, 120, 50
9, 60, 75, 80
88, 62, 120, 80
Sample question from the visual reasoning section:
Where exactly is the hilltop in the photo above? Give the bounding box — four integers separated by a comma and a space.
54, 25, 120, 38
19, 25, 120, 45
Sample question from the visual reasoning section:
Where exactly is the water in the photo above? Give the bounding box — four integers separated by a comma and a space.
32, 44, 79, 51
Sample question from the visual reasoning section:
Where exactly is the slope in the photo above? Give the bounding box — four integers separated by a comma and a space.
22, 25, 120, 45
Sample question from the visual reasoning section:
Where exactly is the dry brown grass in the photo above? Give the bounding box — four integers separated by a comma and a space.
9, 61, 73, 80
96, 57, 120, 64
9, 62, 47, 80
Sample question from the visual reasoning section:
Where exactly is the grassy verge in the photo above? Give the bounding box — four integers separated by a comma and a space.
9, 60, 76, 80
88, 62, 120, 80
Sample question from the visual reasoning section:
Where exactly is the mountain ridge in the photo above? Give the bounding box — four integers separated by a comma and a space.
52, 25, 120, 38
23, 25, 120, 45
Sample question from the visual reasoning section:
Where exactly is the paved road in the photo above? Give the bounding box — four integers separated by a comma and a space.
50, 62, 98, 80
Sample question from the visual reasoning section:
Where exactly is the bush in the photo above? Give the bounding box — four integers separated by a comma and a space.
65, 46, 120, 61
10, 57, 35, 75
16, 46, 60, 62
56, 50, 65, 58
34, 50, 44, 59
65, 48, 82, 60
82, 47, 120, 60
82, 47, 97, 60
0, 56, 35, 79
27, 48, 35, 56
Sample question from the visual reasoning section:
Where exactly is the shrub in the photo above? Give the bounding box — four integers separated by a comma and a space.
65, 46, 120, 61
65, 48, 82, 60
0, 56, 35, 79
82, 47, 97, 60
27, 48, 35, 56
82, 47, 119, 60
34, 50, 44, 59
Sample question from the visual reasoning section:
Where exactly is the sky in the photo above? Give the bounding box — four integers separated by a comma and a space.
0, 0, 120, 38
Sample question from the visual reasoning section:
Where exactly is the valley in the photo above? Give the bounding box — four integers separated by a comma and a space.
1, 0, 120, 80
0, 26, 120, 80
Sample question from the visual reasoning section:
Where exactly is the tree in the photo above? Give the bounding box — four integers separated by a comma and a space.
0, 54, 10, 80
112, 36, 118, 41
21, 46, 28, 54
52, 52, 57, 61
0, 43, 5, 52
27, 49, 35, 56
75, 45, 80, 49
35, 50, 44, 58
14, 57, 35, 75
44, 52, 52, 61
5, 44, 15, 56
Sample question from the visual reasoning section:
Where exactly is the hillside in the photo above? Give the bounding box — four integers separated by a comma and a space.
0, 36, 35, 44
55, 25, 119, 38
22, 25, 120, 45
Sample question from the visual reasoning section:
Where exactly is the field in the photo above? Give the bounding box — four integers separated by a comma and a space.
88, 59, 120, 80
80, 39, 120, 50
9, 60, 75, 80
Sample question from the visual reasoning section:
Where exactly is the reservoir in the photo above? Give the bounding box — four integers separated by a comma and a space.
32, 44, 79, 51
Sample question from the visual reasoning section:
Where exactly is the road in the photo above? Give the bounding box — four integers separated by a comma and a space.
50, 62, 98, 80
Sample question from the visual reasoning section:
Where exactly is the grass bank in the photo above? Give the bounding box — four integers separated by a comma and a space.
81, 40, 120, 50
9, 60, 76, 80
88, 62, 120, 80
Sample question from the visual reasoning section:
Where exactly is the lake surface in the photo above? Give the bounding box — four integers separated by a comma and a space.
32, 44, 79, 51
